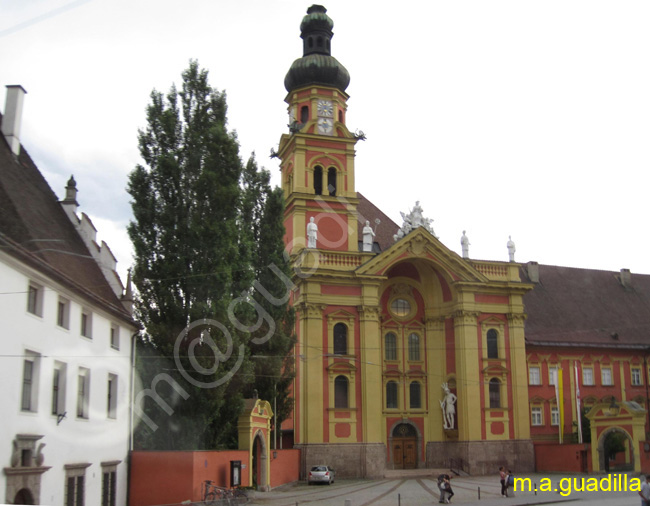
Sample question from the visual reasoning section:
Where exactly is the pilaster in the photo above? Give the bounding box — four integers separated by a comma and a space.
453, 310, 481, 440
507, 312, 531, 439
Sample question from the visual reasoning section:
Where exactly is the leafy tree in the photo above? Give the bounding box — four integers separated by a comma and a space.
128, 61, 294, 450
240, 160, 296, 439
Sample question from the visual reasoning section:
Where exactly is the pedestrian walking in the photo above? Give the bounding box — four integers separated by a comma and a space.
506, 470, 515, 498
437, 473, 454, 503
499, 466, 507, 497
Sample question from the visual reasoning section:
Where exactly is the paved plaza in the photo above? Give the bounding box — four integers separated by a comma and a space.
248, 471, 645, 506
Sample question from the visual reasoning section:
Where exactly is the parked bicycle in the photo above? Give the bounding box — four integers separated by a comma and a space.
203, 480, 247, 505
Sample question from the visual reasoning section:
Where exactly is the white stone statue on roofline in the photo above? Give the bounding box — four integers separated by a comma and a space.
393, 201, 437, 242
307, 217, 318, 248
461, 230, 470, 259
507, 235, 516, 262
362, 220, 376, 252
439, 382, 457, 430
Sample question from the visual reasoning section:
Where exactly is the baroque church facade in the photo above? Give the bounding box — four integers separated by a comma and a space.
278, 5, 650, 479
278, 5, 535, 477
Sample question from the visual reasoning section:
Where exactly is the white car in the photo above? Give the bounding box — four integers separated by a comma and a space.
308, 465, 335, 485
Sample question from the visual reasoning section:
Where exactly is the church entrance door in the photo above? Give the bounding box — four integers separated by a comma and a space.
391, 423, 418, 469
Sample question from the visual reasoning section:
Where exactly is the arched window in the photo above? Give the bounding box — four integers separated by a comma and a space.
317, 36, 323, 47
338, 110, 343, 123
487, 329, 498, 358
333, 323, 347, 355
313, 166, 323, 195
408, 333, 420, 361
385, 332, 397, 361
327, 167, 337, 196
300, 105, 309, 124
489, 378, 501, 408
409, 381, 421, 409
308, 37, 314, 48
334, 375, 348, 408
386, 380, 398, 409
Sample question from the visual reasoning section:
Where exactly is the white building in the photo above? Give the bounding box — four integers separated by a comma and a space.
0, 85, 137, 506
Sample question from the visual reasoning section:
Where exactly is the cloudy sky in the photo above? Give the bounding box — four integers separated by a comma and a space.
2, 0, 649, 282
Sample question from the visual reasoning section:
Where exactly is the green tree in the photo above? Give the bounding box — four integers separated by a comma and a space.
128, 60, 289, 450
240, 159, 296, 441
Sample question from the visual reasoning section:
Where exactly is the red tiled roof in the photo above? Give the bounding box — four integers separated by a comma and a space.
0, 117, 133, 324
522, 263, 650, 348
356, 192, 399, 252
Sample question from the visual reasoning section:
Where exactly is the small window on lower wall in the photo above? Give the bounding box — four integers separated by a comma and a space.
101, 461, 120, 506
531, 406, 543, 426
65, 463, 91, 506
551, 406, 559, 426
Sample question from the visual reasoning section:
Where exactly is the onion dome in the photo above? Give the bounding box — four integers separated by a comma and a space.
284, 5, 350, 93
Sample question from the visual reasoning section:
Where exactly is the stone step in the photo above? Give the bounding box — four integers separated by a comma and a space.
384, 468, 453, 479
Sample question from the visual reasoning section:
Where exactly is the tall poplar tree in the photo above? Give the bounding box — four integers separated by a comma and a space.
129, 61, 295, 450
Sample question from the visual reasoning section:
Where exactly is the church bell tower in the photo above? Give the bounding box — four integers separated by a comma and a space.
278, 4, 360, 254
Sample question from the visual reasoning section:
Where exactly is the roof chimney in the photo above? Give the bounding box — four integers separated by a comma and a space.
620, 268, 631, 288
2, 85, 27, 156
527, 261, 539, 283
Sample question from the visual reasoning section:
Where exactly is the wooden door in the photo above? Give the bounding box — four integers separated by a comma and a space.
392, 438, 416, 469
393, 441, 404, 469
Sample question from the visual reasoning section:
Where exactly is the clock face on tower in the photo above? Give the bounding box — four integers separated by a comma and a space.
317, 99, 334, 117
317, 117, 333, 135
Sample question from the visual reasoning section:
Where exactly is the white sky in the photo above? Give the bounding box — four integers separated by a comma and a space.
2, 0, 649, 282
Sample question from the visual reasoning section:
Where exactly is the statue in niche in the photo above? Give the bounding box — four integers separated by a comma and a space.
507, 235, 516, 262
461, 230, 470, 259
362, 220, 376, 252
307, 217, 318, 248
440, 382, 457, 430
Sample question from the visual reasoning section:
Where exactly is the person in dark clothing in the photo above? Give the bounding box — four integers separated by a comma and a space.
437, 473, 454, 503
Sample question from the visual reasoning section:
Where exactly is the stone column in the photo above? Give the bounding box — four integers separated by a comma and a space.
425, 315, 446, 438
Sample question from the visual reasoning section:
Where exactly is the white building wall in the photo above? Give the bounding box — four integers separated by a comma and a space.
0, 252, 134, 506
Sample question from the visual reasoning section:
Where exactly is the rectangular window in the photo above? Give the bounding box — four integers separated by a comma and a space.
583, 367, 594, 386
22, 359, 34, 411
548, 366, 558, 386
80, 310, 92, 338
601, 367, 613, 386
21, 351, 40, 412
386, 381, 398, 409
531, 407, 542, 426
632, 368, 642, 386
52, 362, 67, 416
110, 325, 120, 350
65, 465, 89, 506
77, 368, 90, 419
551, 406, 559, 426
107, 374, 117, 419
529, 366, 540, 385
101, 468, 117, 506
27, 282, 43, 316
57, 297, 70, 329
